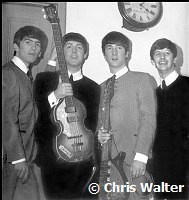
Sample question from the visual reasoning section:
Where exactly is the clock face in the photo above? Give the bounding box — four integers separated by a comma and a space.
118, 2, 163, 30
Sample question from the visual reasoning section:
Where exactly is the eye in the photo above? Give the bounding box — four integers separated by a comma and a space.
117, 46, 123, 50
164, 51, 171, 56
65, 44, 72, 49
36, 42, 41, 48
77, 45, 83, 50
105, 45, 112, 50
154, 52, 160, 57
25, 40, 31, 44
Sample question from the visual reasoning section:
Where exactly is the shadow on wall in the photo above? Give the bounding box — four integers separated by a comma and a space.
175, 44, 183, 75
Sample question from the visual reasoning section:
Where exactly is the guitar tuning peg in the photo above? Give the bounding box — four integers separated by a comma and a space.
43, 15, 47, 19
42, 8, 44, 12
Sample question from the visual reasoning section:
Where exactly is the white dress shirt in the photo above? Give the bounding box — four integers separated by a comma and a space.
160, 70, 179, 89
47, 60, 83, 108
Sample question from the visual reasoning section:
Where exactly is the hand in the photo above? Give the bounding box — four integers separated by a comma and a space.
49, 42, 57, 61
14, 161, 29, 183
130, 160, 146, 178
54, 76, 73, 99
98, 127, 112, 144
139, 2, 150, 13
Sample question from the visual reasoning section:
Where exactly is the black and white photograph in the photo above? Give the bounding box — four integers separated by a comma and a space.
2, 2, 189, 200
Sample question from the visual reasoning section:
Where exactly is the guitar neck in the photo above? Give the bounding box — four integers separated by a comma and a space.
51, 23, 69, 84
51, 22, 74, 106
100, 100, 112, 161
101, 139, 112, 161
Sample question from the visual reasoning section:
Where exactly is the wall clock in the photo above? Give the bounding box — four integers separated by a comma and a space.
118, 2, 163, 32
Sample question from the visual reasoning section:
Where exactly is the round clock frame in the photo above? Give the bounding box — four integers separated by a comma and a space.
118, 2, 163, 32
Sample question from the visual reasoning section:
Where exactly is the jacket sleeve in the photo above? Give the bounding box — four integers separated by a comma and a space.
134, 74, 157, 156
2, 68, 25, 162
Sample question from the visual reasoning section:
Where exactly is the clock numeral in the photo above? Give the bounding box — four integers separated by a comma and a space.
132, 13, 136, 19
150, 10, 155, 16
140, 16, 143, 22
147, 16, 151, 21
150, 4, 157, 8
126, 7, 132, 14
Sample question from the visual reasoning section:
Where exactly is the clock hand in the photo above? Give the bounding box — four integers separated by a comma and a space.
139, 3, 150, 13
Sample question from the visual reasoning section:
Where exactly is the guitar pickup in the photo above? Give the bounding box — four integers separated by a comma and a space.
65, 106, 76, 113
67, 115, 78, 123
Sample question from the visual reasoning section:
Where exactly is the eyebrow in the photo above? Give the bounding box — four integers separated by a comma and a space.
65, 42, 83, 46
105, 44, 124, 47
23, 37, 41, 43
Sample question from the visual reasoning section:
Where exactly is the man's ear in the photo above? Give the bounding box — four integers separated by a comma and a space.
151, 59, 155, 66
125, 51, 129, 59
173, 57, 177, 65
83, 52, 88, 60
13, 43, 19, 53
103, 54, 107, 61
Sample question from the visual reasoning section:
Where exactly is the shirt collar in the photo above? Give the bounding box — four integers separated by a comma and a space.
160, 70, 179, 88
113, 66, 128, 79
11, 56, 28, 74
68, 70, 83, 81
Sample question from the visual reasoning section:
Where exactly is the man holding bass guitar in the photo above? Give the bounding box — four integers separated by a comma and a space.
97, 31, 157, 200
34, 32, 100, 199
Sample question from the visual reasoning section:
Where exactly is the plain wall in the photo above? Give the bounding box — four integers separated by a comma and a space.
65, 2, 189, 84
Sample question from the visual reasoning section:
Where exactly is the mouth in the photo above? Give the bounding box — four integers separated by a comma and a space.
71, 56, 78, 59
159, 60, 168, 65
112, 57, 118, 61
28, 53, 36, 56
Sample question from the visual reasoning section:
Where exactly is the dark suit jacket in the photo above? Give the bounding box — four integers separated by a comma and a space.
34, 70, 100, 198
2, 61, 37, 163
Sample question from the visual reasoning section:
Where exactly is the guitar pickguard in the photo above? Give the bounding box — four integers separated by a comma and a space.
53, 98, 93, 162
54, 99, 71, 137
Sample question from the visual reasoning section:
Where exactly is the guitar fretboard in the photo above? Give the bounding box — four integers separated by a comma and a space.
52, 23, 74, 107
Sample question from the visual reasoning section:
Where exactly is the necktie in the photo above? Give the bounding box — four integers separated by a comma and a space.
27, 70, 33, 83
162, 80, 166, 89
105, 75, 116, 101
110, 75, 116, 98
69, 74, 73, 83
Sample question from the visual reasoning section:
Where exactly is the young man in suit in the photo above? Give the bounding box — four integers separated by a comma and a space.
34, 32, 100, 199
2, 25, 48, 200
97, 31, 157, 200
151, 38, 189, 199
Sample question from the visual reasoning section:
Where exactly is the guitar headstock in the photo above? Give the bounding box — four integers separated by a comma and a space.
43, 4, 59, 24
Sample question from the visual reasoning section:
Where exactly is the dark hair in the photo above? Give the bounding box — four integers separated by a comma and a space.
150, 38, 177, 60
62, 32, 89, 55
13, 26, 48, 59
101, 31, 130, 54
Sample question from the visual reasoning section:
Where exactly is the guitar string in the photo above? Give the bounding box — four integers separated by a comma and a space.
68, 98, 81, 152
54, 23, 82, 153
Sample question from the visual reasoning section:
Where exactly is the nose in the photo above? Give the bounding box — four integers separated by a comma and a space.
112, 47, 118, 55
160, 52, 166, 58
72, 46, 77, 53
31, 43, 37, 50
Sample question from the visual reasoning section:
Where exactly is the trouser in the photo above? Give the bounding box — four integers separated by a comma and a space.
123, 162, 155, 200
3, 162, 46, 200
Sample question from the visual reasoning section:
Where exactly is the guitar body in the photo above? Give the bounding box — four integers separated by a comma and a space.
99, 152, 129, 200
53, 97, 93, 162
